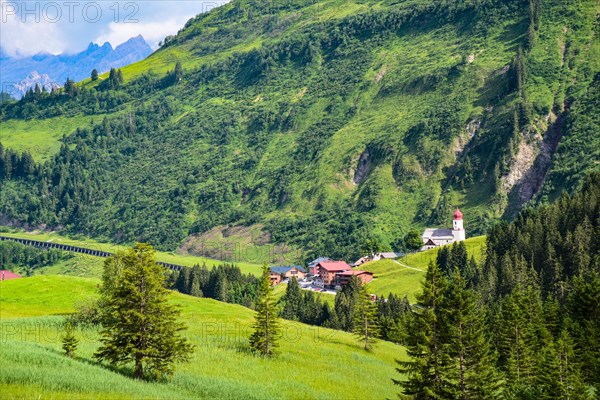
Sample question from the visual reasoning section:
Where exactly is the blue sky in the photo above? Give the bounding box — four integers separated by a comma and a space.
1, 0, 228, 57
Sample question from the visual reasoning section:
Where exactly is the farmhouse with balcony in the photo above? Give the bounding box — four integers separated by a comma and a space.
313, 260, 352, 289
269, 265, 307, 285
307, 257, 331, 276
335, 270, 374, 286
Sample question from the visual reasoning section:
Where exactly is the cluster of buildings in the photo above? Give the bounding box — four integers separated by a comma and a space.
268, 209, 467, 290
269, 259, 374, 290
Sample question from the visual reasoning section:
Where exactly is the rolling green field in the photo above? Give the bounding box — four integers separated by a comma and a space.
0, 114, 100, 162
364, 235, 486, 301
0, 276, 406, 399
0, 231, 263, 276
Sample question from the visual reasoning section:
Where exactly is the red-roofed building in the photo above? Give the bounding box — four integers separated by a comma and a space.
1, 270, 22, 281
335, 270, 374, 286
316, 261, 351, 288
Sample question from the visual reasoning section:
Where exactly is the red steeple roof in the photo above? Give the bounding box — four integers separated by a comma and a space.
453, 208, 463, 220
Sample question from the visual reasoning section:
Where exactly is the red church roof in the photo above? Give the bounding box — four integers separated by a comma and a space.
1, 270, 22, 281
453, 208, 463, 220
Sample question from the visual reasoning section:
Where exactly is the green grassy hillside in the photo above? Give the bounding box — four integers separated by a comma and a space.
0, 276, 405, 399
0, 0, 597, 261
363, 235, 486, 300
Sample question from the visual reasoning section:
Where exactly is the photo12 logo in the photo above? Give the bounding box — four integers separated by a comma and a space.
1, 1, 139, 24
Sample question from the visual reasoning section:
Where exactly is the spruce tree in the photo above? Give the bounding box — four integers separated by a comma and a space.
249, 265, 280, 356
445, 270, 501, 399
567, 272, 600, 386
108, 68, 117, 88
352, 283, 379, 350
91, 69, 99, 81
395, 261, 453, 398
189, 265, 203, 297
334, 276, 361, 331
175, 267, 191, 294
61, 321, 79, 358
94, 243, 194, 379
282, 277, 302, 321
497, 285, 546, 396
535, 330, 587, 400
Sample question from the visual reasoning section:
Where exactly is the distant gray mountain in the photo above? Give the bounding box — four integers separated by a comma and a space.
1, 35, 152, 98
10, 71, 60, 99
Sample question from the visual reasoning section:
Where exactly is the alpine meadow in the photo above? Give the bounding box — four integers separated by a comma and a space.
0, 0, 599, 399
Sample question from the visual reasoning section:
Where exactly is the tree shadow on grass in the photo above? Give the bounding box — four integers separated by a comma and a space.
44, 346, 165, 382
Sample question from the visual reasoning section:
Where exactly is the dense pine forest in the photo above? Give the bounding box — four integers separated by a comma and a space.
399, 172, 600, 398
0, 0, 598, 261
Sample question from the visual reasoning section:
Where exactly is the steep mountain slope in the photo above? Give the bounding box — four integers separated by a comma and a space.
0, 0, 597, 262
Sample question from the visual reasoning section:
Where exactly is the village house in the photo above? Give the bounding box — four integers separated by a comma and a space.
335, 270, 374, 286
314, 260, 352, 289
421, 208, 466, 251
0, 270, 22, 281
307, 257, 331, 276
269, 266, 306, 285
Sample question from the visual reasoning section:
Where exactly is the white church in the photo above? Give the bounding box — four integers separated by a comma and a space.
421, 208, 466, 251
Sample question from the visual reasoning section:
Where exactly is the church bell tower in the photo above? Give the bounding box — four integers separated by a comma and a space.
452, 208, 466, 242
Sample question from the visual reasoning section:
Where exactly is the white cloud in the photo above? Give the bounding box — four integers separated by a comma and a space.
0, 0, 229, 57
0, 0, 66, 57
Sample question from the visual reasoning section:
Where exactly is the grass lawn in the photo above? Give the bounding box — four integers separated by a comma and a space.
399, 235, 487, 270
0, 276, 406, 399
0, 115, 100, 162
364, 260, 425, 303
0, 230, 263, 276
363, 236, 487, 301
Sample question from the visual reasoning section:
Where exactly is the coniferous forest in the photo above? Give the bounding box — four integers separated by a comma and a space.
398, 173, 600, 398
136, 174, 600, 396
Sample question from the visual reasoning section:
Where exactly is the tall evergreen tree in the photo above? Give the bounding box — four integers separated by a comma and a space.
334, 276, 361, 331
282, 277, 302, 321
352, 283, 379, 350
535, 329, 587, 400
189, 265, 203, 297
395, 261, 454, 398
497, 285, 547, 396
249, 265, 280, 356
94, 243, 194, 379
175, 266, 191, 294
445, 270, 501, 399
174, 62, 183, 83
567, 272, 600, 386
